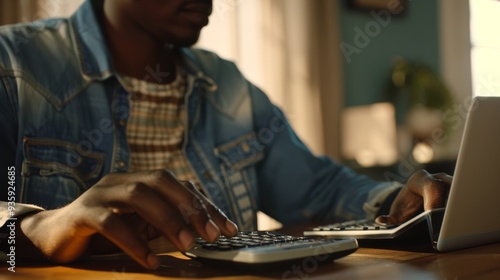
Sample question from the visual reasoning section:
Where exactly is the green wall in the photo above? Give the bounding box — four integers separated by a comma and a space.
339, 0, 440, 107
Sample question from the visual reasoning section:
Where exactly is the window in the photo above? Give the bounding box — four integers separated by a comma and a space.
470, 0, 500, 97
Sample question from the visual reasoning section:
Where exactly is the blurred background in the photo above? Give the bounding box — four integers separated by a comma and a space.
1, 0, 498, 229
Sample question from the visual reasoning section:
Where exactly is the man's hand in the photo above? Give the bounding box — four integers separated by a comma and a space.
376, 170, 453, 225
19, 170, 238, 270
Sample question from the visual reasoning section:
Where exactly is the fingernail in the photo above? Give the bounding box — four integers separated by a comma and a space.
147, 253, 160, 270
205, 219, 220, 241
178, 229, 195, 250
226, 219, 238, 235
375, 215, 388, 225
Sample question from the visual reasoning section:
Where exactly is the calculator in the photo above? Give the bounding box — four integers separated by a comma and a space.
183, 231, 358, 265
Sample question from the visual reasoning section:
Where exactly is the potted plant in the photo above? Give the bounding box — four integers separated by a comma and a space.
386, 58, 454, 161
388, 58, 453, 163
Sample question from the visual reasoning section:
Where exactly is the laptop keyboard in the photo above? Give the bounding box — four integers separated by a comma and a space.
312, 219, 399, 231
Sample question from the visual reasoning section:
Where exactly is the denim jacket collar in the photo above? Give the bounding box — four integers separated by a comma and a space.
55, 0, 248, 120
70, 0, 113, 81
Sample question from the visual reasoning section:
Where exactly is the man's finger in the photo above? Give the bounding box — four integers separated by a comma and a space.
109, 182, 197, 251
84, 207, 159, 270
122, 171, 220, 242
432, 173, 453, 185
422, 176, 450, 210
182, 181, 238, 237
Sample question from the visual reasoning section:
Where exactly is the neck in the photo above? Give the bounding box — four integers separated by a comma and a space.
101, 3, 176, 84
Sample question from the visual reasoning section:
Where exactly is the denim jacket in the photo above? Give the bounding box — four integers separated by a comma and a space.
0, 0, 401, 232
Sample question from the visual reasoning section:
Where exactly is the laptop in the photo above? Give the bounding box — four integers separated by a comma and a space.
304, 96, 500, 252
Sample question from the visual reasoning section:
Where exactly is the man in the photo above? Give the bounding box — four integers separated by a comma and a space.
0, 0, 451, 270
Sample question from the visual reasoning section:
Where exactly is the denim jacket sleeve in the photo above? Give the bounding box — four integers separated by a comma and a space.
249, 83, 402, 225
0, 73, 45, 258
0, 74, 18, 203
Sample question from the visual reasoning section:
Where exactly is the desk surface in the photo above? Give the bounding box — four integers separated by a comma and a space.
3, 238, 500, 280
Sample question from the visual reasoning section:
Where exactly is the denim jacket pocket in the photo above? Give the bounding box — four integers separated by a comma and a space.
214, 133, 264, 172
214, 133, 264, 230
20, 137, 105, 209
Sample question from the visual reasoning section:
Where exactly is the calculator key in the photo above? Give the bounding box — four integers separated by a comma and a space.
230, 243, 246, 248
202, 243, 219, 250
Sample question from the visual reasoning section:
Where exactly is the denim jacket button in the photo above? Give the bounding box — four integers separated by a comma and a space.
241, 143, 251, 153
118, 119, 126, 126
118, 160, 126, 168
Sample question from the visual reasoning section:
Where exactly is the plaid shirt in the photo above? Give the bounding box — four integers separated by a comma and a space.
120, 68, 201, 188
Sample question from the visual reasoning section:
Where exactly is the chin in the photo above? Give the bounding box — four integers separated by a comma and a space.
164, 30, 202, 48
176, 36, 201, 47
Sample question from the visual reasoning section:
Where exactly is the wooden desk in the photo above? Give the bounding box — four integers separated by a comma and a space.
3, 239, 500, 279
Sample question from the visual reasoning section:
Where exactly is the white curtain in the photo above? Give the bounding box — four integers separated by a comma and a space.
0, 0, 37, 25
0, 0, 83, 25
